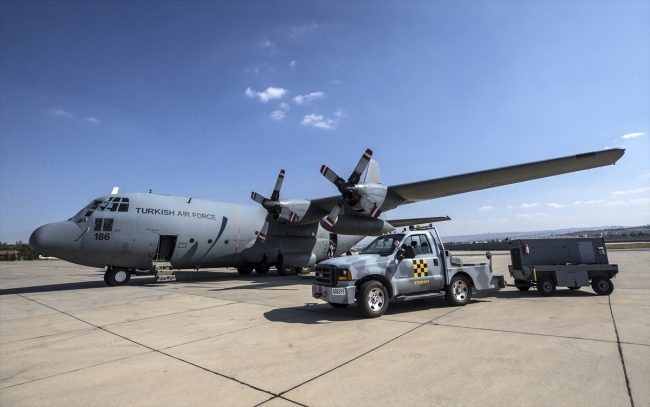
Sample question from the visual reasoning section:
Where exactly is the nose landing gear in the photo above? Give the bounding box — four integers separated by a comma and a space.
104, 267, 131, 286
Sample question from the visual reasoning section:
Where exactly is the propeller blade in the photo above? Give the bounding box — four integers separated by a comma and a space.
359, 196, 382, 218
270, 169, 285, 201
251, 191, 266, 205
320, 165, 341, 185
280, 206, 298, 223
257, 214, 271, 243
323, 198, 344, 230
348, 149, 373, 184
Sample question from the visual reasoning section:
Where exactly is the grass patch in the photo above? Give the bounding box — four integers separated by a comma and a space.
606, 243, 650, 249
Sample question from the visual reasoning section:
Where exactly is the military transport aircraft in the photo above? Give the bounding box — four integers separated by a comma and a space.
29, 148, 624, 286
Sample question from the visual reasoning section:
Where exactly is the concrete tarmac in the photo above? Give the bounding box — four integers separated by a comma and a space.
1, 250, 648, 407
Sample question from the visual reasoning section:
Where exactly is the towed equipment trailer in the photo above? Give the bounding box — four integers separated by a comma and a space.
507, 238, 619, 296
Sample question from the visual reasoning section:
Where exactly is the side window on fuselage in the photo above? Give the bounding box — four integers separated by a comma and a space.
94, 218, 103, 231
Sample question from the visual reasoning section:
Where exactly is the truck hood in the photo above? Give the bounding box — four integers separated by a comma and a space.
318, 254, 381, 269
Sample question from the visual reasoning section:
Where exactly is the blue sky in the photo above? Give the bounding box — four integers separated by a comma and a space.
1, 1, 648, 243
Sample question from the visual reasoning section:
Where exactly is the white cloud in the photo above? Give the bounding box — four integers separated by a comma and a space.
603, 200, 626, 207
479, 206, 495, 211
289, 60, 297, 68
573, 201, 582, 205
612, 187, 649, 195
333, 109, 346, 118
584, 199, 606, 204
245, 87, 287, 103
516, 212, 551, 220
85, 117, 100, 124
292, 22, 318, 38
260, 38, 275, 48
270, 110, 286, 121
48, 108, 73, 118
507, 205, 514, 209
329, 80, 341, 85
293, 92, 324, 105
519, 203, 538, 208
622, 132, 644, 139
301, 113, 335, 129
630, 198, 650, 205
279, 102, 290, 110
547, 203, 563, 208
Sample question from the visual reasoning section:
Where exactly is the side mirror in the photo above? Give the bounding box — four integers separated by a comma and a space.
486, 251, 492, 260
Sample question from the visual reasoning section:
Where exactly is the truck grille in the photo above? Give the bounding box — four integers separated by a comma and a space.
314, 265, 337, 286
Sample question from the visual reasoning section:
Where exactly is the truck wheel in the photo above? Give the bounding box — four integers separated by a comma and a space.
237, 266, 254, 275
254, 266, 270, 274
515, 279, 530, 291
356, 281, 388, 318
277, 266, 296, 276
445, 275, 472, 306
537, 278, 556, 297
329, 303, 348, 308
105, 268, 130, 286
591, 276, 614, 295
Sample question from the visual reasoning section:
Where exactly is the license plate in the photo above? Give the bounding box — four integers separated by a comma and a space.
331, 288, 345, 296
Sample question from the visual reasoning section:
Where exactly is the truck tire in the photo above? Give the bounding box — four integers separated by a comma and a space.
591, 276, 614, 295
537, 278, 556, 297
237, 266, 254, 275
329, 302, 348, 308
515, 279, 530, 291
356, 280, 388, 318
445, 275, 472, 306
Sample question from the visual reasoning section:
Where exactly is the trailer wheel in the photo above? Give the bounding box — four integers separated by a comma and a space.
537, 278, 556, 297
329, 302, 348, 308
356, 280, 388, 318
515, 279, 530, 291
445, 275, 472, 306
591, 276, 614, 295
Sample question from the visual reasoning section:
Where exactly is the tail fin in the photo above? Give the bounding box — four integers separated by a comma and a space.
364, 159, 381, 184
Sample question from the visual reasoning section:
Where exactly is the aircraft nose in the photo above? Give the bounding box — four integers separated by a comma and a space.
29, 221, 83, 261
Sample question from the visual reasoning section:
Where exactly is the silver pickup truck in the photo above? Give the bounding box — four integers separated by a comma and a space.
312, 226, 505, 317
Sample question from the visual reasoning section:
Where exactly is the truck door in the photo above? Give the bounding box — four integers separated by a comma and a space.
397, 233, 444, 293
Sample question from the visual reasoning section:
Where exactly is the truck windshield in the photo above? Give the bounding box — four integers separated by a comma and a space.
361, 234, 405, 255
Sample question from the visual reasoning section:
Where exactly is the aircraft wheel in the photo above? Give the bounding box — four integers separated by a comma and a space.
591, 276, 614, 295
537, 278, 556, 297
295, 267, 311, 275
105, 268, 131, 286
329, 302, 348, 308
445, 275, 472, 306
255, 266, 270, 274
356, 280, 388, 318
237, 266, 254, 275
277, 266, 296, 276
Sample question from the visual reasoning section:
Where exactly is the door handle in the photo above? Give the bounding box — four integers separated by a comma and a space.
434, 258, 439, 266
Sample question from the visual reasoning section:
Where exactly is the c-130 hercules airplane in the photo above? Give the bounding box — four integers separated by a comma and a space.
30, 148, 624, 286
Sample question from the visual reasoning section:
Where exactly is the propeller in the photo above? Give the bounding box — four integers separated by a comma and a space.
251, 169, 298, 243
320, 149, 381, 229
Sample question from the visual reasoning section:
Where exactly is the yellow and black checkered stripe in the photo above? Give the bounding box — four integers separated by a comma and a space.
413, 259, 428, 277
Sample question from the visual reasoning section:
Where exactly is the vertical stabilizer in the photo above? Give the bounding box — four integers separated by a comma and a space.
364, 159, 381, 184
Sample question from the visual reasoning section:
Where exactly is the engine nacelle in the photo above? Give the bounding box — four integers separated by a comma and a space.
319, 214, 394, 236
279, 252, 317, 268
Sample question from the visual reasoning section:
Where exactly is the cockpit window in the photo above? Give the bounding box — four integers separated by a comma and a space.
94, 218, 103, 231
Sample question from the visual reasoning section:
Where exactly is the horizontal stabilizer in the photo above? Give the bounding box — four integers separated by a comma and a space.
388, 216, 451, 227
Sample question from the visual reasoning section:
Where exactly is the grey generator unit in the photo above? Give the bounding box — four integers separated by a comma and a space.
507, 238, 618, 296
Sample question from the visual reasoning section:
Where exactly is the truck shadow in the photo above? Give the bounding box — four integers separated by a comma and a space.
489, 288, 598, 299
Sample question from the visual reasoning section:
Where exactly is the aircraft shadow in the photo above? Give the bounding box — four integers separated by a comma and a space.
0, 271, 313, 296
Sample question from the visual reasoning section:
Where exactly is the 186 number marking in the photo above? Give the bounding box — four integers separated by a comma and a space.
94, 233, 111, 241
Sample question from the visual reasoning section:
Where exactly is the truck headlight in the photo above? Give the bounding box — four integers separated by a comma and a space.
338, 269, 352, 281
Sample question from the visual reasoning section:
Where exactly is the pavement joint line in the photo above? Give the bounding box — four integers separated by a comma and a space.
1, 327, 98, 345
428, 322, 621, 345
15, 293, 281, 398
97, 303, 241, 328
255, 395, 308, 407
609, 295, 635, 407
276, 306, 463, 398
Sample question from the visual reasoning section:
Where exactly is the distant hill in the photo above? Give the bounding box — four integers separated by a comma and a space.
442, 225, 650, 243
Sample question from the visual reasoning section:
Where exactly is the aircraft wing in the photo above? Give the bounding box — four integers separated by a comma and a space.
387, 148, 625, 204
308, 148, 624, 215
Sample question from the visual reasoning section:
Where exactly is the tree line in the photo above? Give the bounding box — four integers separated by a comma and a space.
0, 241, 41, 261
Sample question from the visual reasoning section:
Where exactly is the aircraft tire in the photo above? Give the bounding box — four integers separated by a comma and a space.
277, 266, 296, 276
297, 267, 311, 275
255, 266, 270, 274
237, 266, 254, 275
591, 276, 614, 295
105, 268, 131, 286
537, 278, 556, 297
